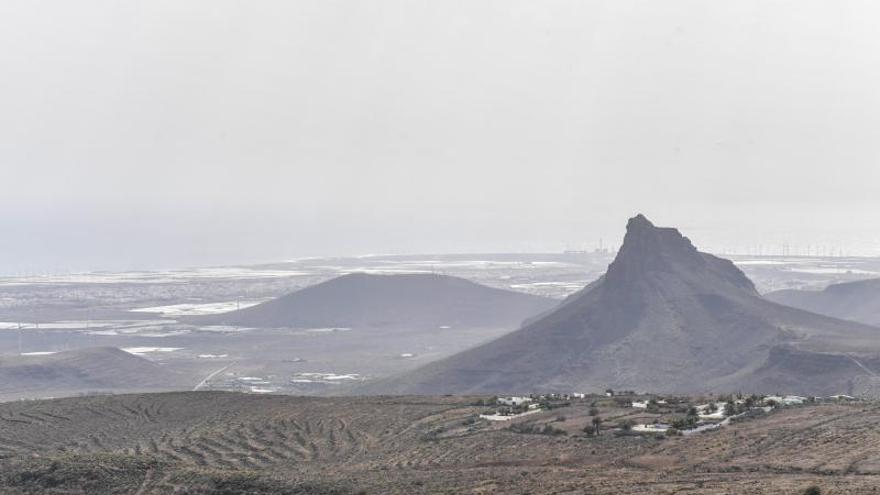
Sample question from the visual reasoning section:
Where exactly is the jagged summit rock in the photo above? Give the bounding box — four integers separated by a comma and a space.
363, 215, 880, 396
604, 214, 754, 294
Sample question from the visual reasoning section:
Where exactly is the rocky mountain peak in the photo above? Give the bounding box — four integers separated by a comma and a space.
604, 214, 704, 286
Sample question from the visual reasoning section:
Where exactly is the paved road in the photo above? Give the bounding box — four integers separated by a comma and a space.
848, 356, 878, 378
193, 363, 234, 391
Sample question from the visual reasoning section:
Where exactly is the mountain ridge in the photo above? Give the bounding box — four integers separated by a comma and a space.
767, 278, 880, 327
361, 215, 880, 396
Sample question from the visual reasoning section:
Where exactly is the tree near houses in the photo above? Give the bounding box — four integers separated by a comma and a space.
591, 415, 603, 435
723, 400, 738, 417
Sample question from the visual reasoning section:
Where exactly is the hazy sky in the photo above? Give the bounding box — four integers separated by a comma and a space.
2, 1, 880, 273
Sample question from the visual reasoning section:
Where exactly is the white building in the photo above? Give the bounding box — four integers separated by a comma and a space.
632, 399, 665, 409
632, 423, 669, 433
696, 402, 726, 419
827, 394, 856, 401
763, 395, 806, 406
497, 396, 532, 407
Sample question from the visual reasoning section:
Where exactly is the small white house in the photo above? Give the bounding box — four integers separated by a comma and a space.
763, 395, 806, 406
632, 399, 665, 409
497, 396, 532, 407
827, 394, 857, 401
632, 423, 669, 433
696, 402, 726, 419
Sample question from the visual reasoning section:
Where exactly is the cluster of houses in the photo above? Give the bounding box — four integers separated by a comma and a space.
481, 393, 592, 421
477, 392, 859, 429
525, 392, 589, 402
627, 394, 859, 436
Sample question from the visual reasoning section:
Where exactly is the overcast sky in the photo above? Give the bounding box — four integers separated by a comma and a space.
2, 0, 880, 273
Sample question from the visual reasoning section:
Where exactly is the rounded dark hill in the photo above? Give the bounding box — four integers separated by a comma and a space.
190, 273, 558, 329
767, 278, 880, 327
363, 215, 880, 396
0, 347, 192, 401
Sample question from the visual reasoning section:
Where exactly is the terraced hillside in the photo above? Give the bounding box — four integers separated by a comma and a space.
0, 393, 469, 470
3, 392, 880, 493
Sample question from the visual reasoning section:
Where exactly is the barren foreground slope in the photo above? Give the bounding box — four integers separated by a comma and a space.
2, 391, 880, 494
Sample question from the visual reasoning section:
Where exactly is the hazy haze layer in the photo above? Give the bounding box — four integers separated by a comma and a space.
2, 0, 880, 272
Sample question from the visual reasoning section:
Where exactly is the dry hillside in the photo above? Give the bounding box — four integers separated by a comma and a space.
2, 391, 880, 493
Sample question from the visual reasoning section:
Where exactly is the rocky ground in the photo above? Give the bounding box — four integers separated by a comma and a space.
1, 391, 879, 494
